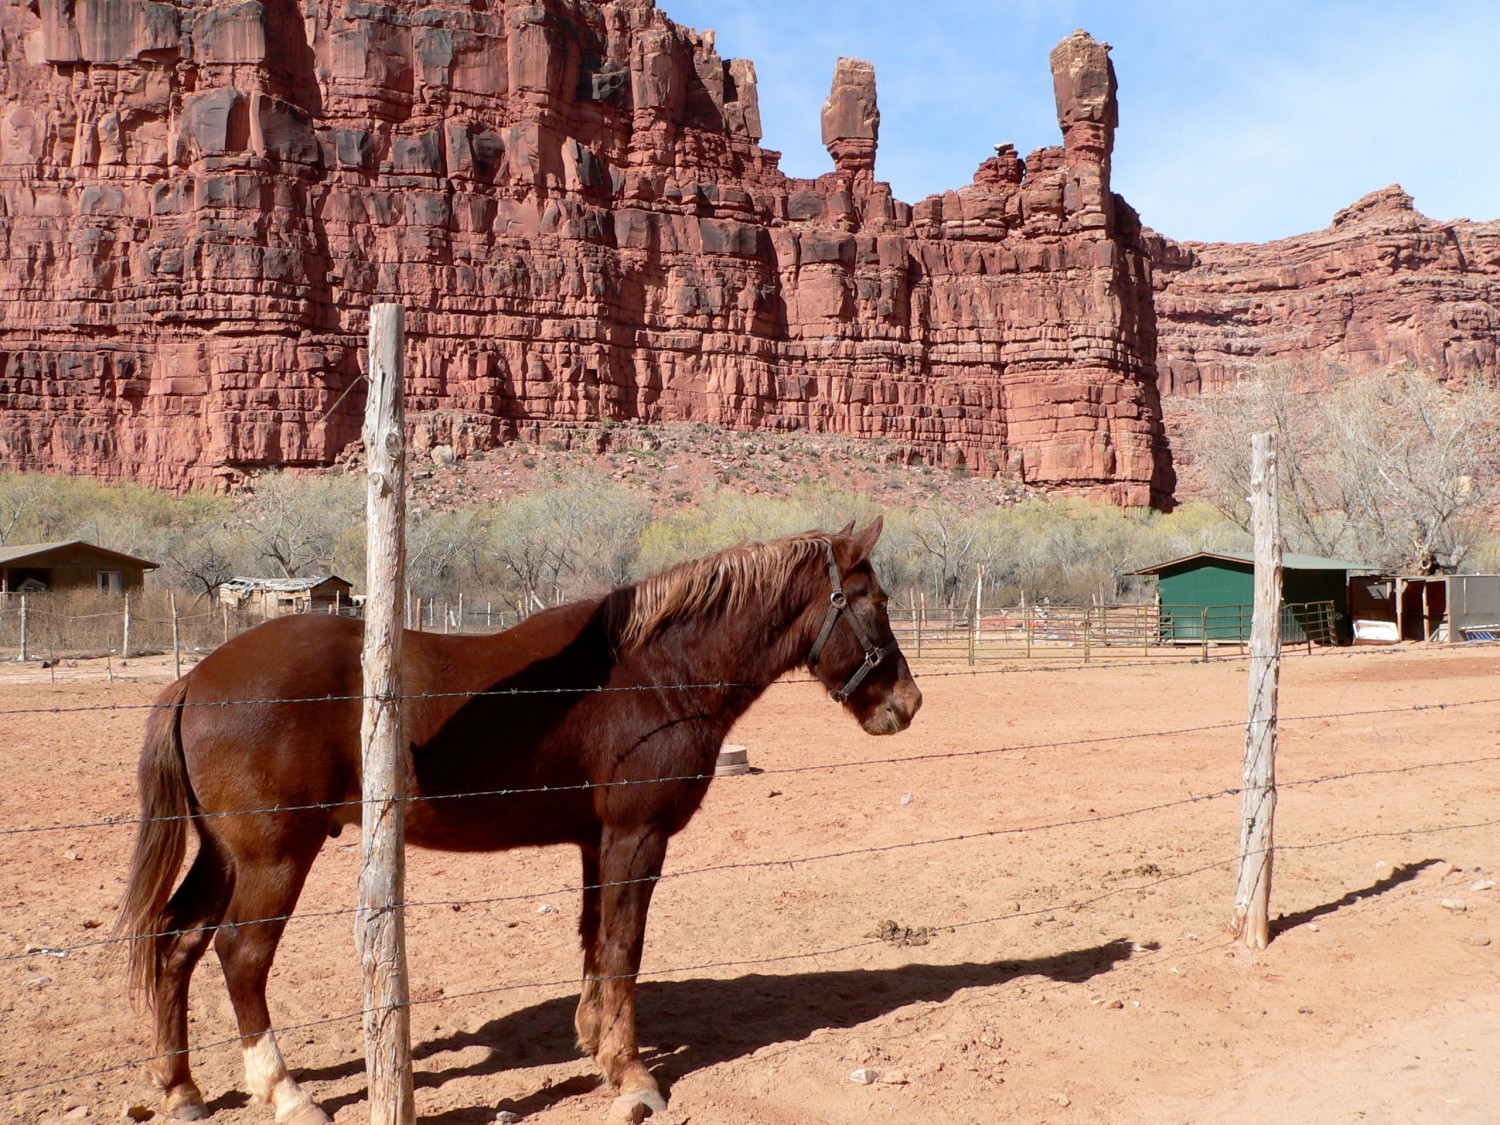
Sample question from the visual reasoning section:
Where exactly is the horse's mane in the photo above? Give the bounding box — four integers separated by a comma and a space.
610, 531, 830, 651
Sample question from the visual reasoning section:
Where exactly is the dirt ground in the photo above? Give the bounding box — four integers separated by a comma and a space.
2, 644, 1498, 1125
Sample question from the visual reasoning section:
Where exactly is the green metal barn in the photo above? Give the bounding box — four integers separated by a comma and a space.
1132, 551, 1372, 645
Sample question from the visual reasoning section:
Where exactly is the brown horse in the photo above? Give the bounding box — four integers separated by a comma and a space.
119, 520, 920, 1124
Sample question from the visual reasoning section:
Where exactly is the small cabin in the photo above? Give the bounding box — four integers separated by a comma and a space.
0, 540, 158, 595
219, 575, 354, 618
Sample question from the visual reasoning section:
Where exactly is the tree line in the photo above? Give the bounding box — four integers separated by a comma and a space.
0, 363, 1490, 614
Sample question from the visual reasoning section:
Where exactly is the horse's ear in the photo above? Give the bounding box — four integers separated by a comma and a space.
849, 516, 883, 564
837, 520, 856, 536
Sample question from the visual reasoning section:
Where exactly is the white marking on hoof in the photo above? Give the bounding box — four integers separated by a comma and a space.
241, 1033, 321, 1124
607, 1089, 667, 1123
161, 1084, 207, 1121
281, 1106, 331, 1125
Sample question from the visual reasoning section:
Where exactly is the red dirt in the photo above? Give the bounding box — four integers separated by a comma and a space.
3, 645, 1498, 1124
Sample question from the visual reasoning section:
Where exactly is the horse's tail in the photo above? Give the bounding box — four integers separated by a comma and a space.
117, 677, 195, 1013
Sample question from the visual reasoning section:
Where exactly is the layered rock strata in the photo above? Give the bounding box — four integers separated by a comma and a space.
1150, 185, 1500, 395
0, 6, 1173, 505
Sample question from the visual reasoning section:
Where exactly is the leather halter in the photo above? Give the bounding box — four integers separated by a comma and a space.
808, 542, 900, 704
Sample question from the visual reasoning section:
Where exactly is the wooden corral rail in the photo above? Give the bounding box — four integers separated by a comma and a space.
893, 601, 1339, 664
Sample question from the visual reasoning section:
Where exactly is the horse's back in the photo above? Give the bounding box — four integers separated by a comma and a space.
177, 614, 366, 827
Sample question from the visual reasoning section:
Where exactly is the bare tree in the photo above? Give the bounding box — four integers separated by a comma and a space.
239, 472, 362, 578
1177, 363, 1500, 572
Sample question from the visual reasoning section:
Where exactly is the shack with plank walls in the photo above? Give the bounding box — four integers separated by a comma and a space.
0, 540, 157, 595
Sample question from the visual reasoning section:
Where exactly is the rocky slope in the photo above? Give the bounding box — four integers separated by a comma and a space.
1149, 185, 1500, 395
0, 3, 1175, 506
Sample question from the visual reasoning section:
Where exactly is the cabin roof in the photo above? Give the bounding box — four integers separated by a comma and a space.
0, 539, 159, 569
221, 575, 351, 594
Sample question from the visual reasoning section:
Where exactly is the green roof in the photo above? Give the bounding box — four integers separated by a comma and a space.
1133, 550, 1375, 576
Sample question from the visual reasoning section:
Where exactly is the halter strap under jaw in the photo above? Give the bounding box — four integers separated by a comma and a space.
808, 541, 900, 704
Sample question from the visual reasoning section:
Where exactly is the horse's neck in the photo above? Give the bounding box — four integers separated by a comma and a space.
650, 585, 817, 704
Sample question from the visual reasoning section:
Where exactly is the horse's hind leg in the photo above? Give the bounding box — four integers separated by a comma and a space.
592, 826, 669, 1121
150, 839, 234, 1120
214, 836, 330, 1125
575, 845, 604, 1056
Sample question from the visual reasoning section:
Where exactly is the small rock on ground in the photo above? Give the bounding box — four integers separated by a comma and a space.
1441, 898, 1467, 912
849, 1067, 878, 1084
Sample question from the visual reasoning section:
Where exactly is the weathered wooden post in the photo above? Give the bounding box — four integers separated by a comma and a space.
973, 566, 984, 651
357, 304, 416, 1125
1233, 432, 1282, 949
1200, 607, 1210, 662
122, 593, 132, 659
916, 590, 925, 659
19, 594, 27, 662
1083, 612, 1091, 664
169, 592, 180, 679
1023, 594, 1032, 658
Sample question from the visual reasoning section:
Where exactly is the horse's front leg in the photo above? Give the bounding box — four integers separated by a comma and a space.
592, 825, 669, 1122
575, 845, 604, 1056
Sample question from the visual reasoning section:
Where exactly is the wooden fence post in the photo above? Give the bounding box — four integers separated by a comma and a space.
916, 590, 925, 660
1083, 612, 1091, 664
1234, 431, 1282, 949
19, 594, 27, 662
973, 566, 984, 652
170, 592, 180, 679
357, 303, 416, 1125
1201, 607, 1210, 662
122, 593, 132, 660
1023, 595, 1032, 658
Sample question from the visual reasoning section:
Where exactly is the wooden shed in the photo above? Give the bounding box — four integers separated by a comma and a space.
0, 540, 157, 595
1132, 550, 1374, 645
1353, 573, 1500, 643
219, 575, 354, 618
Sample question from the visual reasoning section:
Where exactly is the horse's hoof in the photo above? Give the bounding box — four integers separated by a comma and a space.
606, 1090, 666, 1123
279, 1105, 332, 1125
161, 1088, 207, 1121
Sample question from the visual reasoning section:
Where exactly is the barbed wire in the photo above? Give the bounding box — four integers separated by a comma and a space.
5, 693, 1497, 839
8, 803, 1497, 1104
8, 748, 1499, 963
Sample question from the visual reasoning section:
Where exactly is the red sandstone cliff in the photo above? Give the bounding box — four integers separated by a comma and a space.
1149, 185, 1500, 396
0, 5, 1174, 506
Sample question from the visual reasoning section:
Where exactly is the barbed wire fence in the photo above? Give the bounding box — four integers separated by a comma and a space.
1, 674, 1497, 1103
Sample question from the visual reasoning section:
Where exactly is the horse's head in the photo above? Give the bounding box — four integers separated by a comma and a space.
806, 518, 922, 735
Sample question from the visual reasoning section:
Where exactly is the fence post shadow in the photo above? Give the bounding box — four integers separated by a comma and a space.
1270, 858, 1441, 936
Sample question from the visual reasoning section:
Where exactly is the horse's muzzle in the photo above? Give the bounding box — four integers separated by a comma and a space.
861, 677, 922, 735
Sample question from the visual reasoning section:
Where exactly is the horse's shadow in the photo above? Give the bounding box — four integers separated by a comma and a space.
304, 937, 1135, 1119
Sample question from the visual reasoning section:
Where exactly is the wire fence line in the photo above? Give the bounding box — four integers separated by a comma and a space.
4, 638, 1497, 1105
0, 587, 1369, 667
7, 805, 1498, 1104
10, 745, 1500, 966
4, 694, 1498, 840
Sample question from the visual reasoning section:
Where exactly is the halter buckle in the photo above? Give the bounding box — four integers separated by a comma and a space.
829, 589, 848, 609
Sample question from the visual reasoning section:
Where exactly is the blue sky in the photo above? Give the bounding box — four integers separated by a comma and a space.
661, 0, 1499, 243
